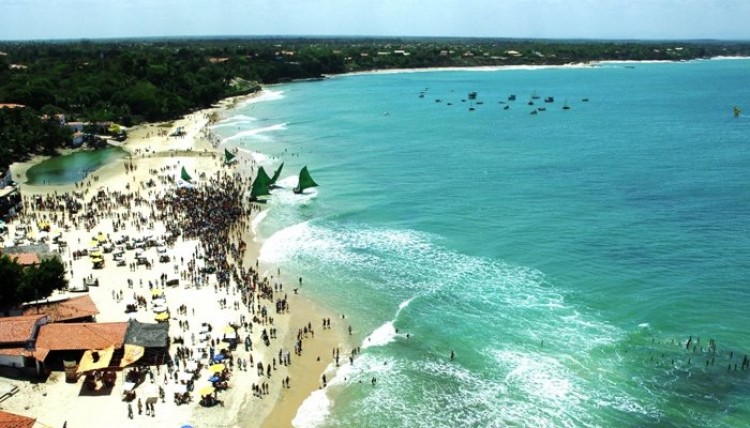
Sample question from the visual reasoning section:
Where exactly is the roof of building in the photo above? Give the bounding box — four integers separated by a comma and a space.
35, 322, 127, 351
0, 410, 36, 428
0, 346, 49, 362
0, 315, 46, 344
124, 319, 169, 348
9, 253, 39, 266
22, 294, 99, 322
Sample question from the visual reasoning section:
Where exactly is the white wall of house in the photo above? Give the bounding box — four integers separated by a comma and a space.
0, 354, 25, 367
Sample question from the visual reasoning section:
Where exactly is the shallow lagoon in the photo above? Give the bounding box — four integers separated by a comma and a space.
25, 147, 127, 185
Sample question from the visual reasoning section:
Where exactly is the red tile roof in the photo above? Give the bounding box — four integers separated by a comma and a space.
22, 294, 99, 322
35, 322, 127, 351
10, 253, 39, 266
0, 315, 46, 344
0, 410, 35, 428
0, 346, 49, 362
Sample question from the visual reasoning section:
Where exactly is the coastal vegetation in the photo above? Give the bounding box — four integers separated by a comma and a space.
1, 37, 750, 168
0, 254, 67, 309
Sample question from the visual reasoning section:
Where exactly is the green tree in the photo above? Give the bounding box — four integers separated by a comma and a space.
0, 255, 67, 310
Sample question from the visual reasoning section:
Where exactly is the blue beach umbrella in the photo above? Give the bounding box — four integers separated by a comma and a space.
181, 425, 194, 428
208, 375, 220, 383
212, 354, 224, 362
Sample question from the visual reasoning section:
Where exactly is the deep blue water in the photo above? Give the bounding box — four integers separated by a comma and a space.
215, 59, 750, 427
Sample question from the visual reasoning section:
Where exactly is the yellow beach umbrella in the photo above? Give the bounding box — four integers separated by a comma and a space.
150, 289, 164, 297
198, 385, 215, 396
96, 233, 107, 242
91, 257, 103, 263
154, 312, 169, 321
208, 364, 225, 373
222, 325, 235, 334
88, 239, 99, 247
90, 251, 103, 258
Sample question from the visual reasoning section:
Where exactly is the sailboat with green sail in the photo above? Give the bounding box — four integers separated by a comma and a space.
249, 166, 272, 203
224, 148, 237, 165
268, 162, 284, 189
293, 166, 318, 194
181, 166, 193, 183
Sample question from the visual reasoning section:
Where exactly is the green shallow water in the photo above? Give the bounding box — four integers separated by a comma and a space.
25, 147, 127, 185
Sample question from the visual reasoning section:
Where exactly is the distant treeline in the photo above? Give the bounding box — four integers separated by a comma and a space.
1, 37, 749, 169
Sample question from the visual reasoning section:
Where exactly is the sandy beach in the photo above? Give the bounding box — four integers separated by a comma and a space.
1, 93, 352, 428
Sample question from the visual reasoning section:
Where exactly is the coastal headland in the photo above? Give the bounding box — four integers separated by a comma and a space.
1, 92, 354, 428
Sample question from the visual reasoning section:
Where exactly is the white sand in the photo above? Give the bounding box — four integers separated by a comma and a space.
1, 93, 350, 428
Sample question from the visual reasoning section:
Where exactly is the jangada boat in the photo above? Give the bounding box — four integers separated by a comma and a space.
249, 166, 271, 203
268, 162, 284, 189
293, 166, 318, 194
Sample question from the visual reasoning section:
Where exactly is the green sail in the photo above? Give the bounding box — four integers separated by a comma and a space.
295, 166, 318, 193
224, 148, 236, 164
270, 162, 284, 185
250, 166, 272, 198
180, 166, 193, 182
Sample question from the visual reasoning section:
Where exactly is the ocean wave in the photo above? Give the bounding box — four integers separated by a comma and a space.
220, 122, 288, 144
237, 89, 286, 108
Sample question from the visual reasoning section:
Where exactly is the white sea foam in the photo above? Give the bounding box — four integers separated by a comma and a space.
237, 89, 285, 107
251, 210, 267, 236
220, 122, 287, 144
235, 147, 272, 164
210, 117, 257, 129
362, 321, 398, 349
292, 388, 331, 428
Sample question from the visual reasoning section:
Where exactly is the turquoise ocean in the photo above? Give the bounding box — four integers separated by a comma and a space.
212, 59, 750, 428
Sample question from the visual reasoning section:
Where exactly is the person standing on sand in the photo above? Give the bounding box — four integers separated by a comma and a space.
127, 403, 133, 419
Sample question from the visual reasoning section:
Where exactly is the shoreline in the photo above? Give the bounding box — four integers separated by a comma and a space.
322, 54, 750, 79
2, 90, 352, 428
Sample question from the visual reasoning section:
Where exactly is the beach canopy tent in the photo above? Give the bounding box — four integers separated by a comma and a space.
198, 385, 215, 396
123, 319, 169, 365
76, 346, 115, 375
120, 344, 145, 367
185, 361, 199, 373
124, 319, 169, 348
208, 363, 225, 373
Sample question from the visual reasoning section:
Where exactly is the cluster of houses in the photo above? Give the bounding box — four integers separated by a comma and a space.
0, 294, 169, 379
0, 291, 169, 426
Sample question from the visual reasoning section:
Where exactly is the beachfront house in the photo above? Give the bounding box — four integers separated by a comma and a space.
0, 410, 36, 428
0, 315, 49, 376
34, 322, 128, 372
21, 294, 99, 323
